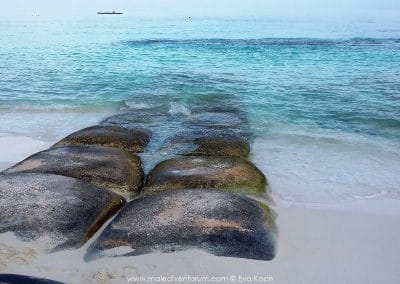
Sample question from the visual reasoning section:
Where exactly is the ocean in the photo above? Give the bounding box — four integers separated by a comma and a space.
0, 15, 399, 203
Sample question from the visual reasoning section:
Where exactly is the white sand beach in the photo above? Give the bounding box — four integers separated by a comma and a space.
0, 133, 399, 284
0, 133, 51, 171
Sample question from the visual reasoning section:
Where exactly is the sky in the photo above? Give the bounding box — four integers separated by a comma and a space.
3, 0, 400, 18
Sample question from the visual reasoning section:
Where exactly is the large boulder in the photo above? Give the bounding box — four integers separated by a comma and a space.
85, 189, 277, 261
187, 135, 250, 158
161, 131, 250, 158
0, 173, 125, 252
3, 145, 143, 196
101, 109, 170, 129
0, 274, 64, 284
144, 156, 268, 196
53, 125, 151, 153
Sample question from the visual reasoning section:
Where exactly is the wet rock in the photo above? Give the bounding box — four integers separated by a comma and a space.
3, 145, 143, 196
0, 274, 64, 284
186, 111, 248, 129
0, 173, 125, 252
86, 189, 277, 261
101, 99, 191, 131
53, 125, 151, 153
182, 109, 251, 140
144, 156, 268, 196
183, 93, 247, 117
189, 136, 250, 158
162, 131, 250, 158
101, 109, 170, 129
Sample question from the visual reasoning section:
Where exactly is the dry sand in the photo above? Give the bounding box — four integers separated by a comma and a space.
0, 133, 399, 284
0, 133, 51, 171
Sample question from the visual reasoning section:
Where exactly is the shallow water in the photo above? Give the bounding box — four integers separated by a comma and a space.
0, 16, 399, 202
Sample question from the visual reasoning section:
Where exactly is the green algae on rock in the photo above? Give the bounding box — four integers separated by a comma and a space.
164, 132, 250, 158
187, 135, 250, 158
157, 127, 251, 158
53, 125, 151, 153
3, 145, 144, 196
0, 173, 125, 252
85, 189, 277, 261
144, 156, 269, 196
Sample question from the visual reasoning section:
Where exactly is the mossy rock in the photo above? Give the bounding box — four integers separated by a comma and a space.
184, 135, 250, 158
0, 173, 125, 252
189, 135, 250, 158
85, 189, 277, 261
53, 125, 151, 153
163, 132, 250, 158
144, 156, 268, 196
3, 145, 143, 196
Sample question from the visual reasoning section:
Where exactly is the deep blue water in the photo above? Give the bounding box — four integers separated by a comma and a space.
0, 16, 399, 202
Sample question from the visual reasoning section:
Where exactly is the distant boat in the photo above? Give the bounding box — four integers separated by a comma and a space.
97, 11, 123, 15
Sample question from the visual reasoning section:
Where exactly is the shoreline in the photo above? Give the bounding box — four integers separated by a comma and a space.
0, 132, 399, 283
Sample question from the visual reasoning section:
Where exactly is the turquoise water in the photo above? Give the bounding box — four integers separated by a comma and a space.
0, 16, 399, 202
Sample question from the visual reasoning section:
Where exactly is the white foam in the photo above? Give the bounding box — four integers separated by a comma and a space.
168, 102, 191, 116
124, 101, 153, 109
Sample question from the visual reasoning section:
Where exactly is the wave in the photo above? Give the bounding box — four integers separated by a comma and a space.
122, 38, 400, 47
168, 102, 191, 116
123, 100, 153, 110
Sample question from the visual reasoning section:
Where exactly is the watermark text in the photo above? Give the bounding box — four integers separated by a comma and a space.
127, 274, 274, 283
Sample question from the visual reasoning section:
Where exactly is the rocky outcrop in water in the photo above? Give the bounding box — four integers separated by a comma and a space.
0, 93, 277, 270
3, 145, 143, 196
53, 125, 151, 153
101, 107, 170, 129
186, 111, 248, 129
86, 189, 277, 261
163, 131, 250, 158
186, 135, 250, 158
0, 173, 125, 252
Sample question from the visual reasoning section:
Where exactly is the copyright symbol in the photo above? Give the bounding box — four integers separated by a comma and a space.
230, 275, 237, 282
